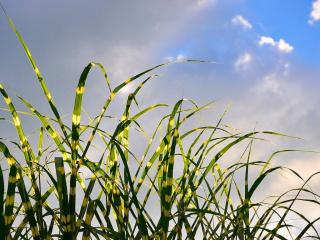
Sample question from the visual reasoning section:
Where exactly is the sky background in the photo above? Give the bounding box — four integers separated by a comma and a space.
1, 0, 320, 227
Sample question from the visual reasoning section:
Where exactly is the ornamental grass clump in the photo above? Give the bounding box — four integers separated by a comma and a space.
1, 7, 320, 240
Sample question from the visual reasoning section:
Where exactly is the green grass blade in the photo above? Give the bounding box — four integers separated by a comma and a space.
0, 164, 4, 240
4, 164, 18, 239
16, 167, 40, 240
54, 157, 70, 236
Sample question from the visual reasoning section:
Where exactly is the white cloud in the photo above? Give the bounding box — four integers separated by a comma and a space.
234, 52, 252, 71
165, 54, 187, 62
258, 36, 294, 54
177, 54, 187, 60
258, 36, 276, 46
309, 0, 320, 23
231, 15, 252, 29
277, 39, 294, 53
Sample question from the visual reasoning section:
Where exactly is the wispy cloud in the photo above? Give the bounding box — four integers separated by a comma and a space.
309, 0, 320, 23
258, 36, 294, 54
231, 15, 253, 29
234, 52, 252, 71
254, 73, 282, 95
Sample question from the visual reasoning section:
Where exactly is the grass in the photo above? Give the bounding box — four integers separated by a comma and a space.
1, 6, 320, 240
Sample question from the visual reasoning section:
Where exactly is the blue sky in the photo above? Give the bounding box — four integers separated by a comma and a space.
1, 0, 320, 224
247, 0, 320, 64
